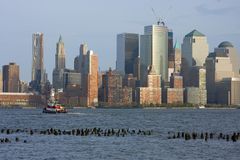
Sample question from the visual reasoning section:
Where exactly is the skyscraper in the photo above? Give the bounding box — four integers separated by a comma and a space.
181, 29, 209, 86
182, 29, 209, 67
217, 41, 240, 77
81, 50, 98, 107
53, 36, 66, 89
2, 63, 20, 92
116, 33, 139, 77
140, 24, 168, 85
206, 42, 235, 103
31, 32, 47, 93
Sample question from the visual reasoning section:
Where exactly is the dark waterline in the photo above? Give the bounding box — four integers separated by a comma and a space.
0, 108, 240, 160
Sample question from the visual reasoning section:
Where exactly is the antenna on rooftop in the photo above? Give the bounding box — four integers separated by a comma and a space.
151, 8, 165, 26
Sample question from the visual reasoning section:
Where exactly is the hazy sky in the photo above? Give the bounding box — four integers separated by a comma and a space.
0, 0, 239, 82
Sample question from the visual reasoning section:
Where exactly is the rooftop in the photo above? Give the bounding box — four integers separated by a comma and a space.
185, 29, 205, 37
218, 41, 234, 48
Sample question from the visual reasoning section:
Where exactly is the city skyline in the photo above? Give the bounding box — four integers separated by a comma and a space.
0, 0, 240, 82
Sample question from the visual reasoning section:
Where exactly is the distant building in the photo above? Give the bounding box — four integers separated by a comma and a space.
166, 73, 184, 104
216, 77, 240, 105
206, 43, 235, 104
184, 87, 205, 105
168, 41, 182, 81
174, 42, 182, 73
63, 69, 81, 92
31, 32, 47, 93
0, 92, 43, 106
2, 63, 20, 92
0, 70, 2, 92
136, 66, 161, 105
19, 81, 29, 93
101, 68, 132, 105
81, 50, 98, 107
188, 66, 207, 105
116, 33, 139, 77
140, 24, 169, 84
217, 41, 240, 77
182, 29, 209, 67
181, 30, 209, 87
53, 36, 66, 90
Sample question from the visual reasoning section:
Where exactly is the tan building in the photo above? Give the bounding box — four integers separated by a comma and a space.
81, 50, 98, 107
167, 88, 183, 104
2, 63, 20, 92
206, 45, 235, 103
136, 66, 161, 105
166, 73, 184, 104
0, 92, 44, 107
217, 41, 240, 77
181, 30, 209, 86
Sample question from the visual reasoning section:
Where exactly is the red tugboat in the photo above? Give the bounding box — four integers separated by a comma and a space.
43, 89, 67, 114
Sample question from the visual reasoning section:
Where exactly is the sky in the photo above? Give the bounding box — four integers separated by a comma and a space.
0, 0, 239, 82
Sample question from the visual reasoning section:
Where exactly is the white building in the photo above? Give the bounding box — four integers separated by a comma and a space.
182, 29, 209, 67
140, 24, 169, 85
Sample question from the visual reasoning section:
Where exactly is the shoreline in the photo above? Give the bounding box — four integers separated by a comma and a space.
0, 105, 238, 110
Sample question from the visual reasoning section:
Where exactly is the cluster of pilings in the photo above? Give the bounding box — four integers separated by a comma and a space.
0, 127, 153, 137
0, 137, 27, 144
167, 131, 240, 142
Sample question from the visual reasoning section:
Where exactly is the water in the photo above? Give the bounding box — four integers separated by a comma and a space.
0, 108, 240, 160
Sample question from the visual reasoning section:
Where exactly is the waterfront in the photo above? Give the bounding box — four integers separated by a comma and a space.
0, 108, 240, 160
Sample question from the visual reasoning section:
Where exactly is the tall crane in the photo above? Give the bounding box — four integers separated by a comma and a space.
151, 8, 165, 26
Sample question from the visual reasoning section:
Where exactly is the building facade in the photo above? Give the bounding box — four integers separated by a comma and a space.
182, 29, 209, 67
2, 63, 20, 92
136, 66, 162, 105
206, 43, 235, 104
140, 24, 169, 84
53, 36, 66, 89
116, 33, 139, 77
181, 30, 209, 87
81, 50, 98, 107
216, 77, 240, 105
31, 32, 47, 93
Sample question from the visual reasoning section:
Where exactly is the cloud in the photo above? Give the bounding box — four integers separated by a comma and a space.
196, 4, 239, 15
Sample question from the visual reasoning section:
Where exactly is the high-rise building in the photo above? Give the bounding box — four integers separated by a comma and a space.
81, 50, 98, 107
2, 63, 20, 92
140, 24, 168, 85
174, 41, 182, 73
31, 32, 47, 93
206, 43, 235, 103
217, 41, 240, 77
53, 36, 66, 89
181, 30, 209, 87
189, 66, 207, 104
116, 33, 139, 77
63, 69, 81, 95
182, 29, 209, 67
168, 41, 182, 81
0, 70, 3, 92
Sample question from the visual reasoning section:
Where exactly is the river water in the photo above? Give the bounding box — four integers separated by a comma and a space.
0, 108, 239, 160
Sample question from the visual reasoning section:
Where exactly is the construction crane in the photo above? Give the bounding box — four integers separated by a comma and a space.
151, 8, 165, 26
